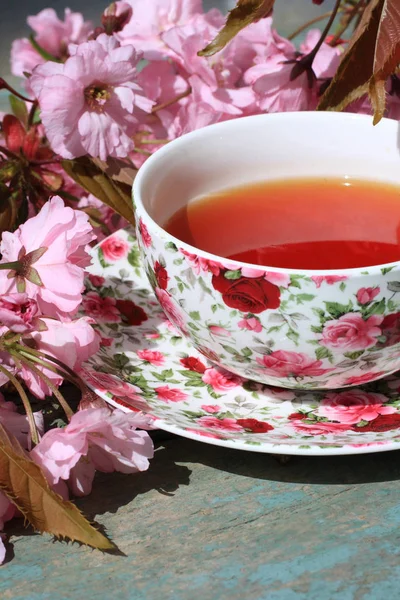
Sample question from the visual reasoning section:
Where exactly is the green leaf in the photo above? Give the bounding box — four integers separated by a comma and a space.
315, 346, 333, 361
178, 370, 203, 380
165, 241, 178, 252
9, 95, 28, 125
161, 369, 174, 378
295, 293, 316, 305
211, 304, 218, 313
311, 325, 323, 334
382, 266, 395, 275
127, 246, 141, 268
221, 344, 239, 355
189, 311, 201, 321
242, 347, 252, 357
289, 276, 302, 289
188, 322, 200, 331
324, 301, 353, 319
224, 269, 242, 280
344, 350, 365, 360
363, 298, 386, 317
339, 282, 346, 292
287, 330, 300, 345
387, 281, 400, 293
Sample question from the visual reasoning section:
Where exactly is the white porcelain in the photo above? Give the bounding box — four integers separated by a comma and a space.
132, 112, 400, 389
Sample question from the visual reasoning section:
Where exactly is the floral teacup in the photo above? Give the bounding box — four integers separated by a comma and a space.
133, 112, 400, 390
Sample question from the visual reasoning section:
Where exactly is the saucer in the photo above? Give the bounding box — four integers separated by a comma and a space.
81, 229, 400, 456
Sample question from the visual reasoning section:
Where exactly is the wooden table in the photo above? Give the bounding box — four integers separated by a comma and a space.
2, 429, 400, 599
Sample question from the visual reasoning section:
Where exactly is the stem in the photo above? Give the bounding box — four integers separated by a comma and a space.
138, 139, 170, 145
151, 87, 192, 113
16, 356, 74, 421
288, 9, 344, 41
29, 158, 61, 166
304, 0, 343, 62
27, 101, 38, 129
0, 363, 39, 445
0, 78, 35, 103
0, 261, 20, 271
330, 0, 365, 45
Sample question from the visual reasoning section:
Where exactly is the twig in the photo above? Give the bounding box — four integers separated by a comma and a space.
288, 9, 344, 41
151, 87, 192, 113
0, 363, 39, 445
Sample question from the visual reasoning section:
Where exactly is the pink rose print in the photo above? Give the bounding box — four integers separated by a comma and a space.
256, 350, 332, 377
181, 249, 223, 275
100, 235, 130, 262
208, 325, 231, 337
316, 390, 396, 424
356, 287, 380, 305
88, 274, 105, 287
343, 372, 386, 386
155, 288, 187, 333
202, 367, 243, 392
238, 316, 262, 333
264, 272, 291, 288
185, 428, 221, 439
136, 350, 165, 366
82, 292, 121, 322
81, 369, 149, 411
290, 421, 351, 435
138, 218, 152, 248
155, 386, 188, 402
196, 416, 244, 432
320, 313, 382, 351
201, 405, 222, 413
311, 275, 348, 288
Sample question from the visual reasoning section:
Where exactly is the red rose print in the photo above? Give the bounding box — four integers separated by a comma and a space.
352, 413, 400, 432
115, 299, 148, 325
236, 418, 273, 433
380, 312, 400, 346
180, 357, 207, 373
288, 412, 307, 420
212, 271, 280, 314
88, 274, 105, 287
82, 292, 121, 322
154, 261, 169, 290
343, 372, 385, 386
138, 218, 152, 247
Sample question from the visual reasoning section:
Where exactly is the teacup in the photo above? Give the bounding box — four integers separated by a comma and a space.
133, 112, 400, 390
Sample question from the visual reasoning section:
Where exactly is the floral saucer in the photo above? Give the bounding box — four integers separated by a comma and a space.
81, 228, 400, 456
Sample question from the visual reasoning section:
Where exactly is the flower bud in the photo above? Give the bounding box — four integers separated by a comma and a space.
101, 2, 133, 34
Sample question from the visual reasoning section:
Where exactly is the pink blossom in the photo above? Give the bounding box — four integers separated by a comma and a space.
118, 0, 202, 59
0, 294, 40, 333
102, 2, 133, 34
0, 492, 16, 564
356, 287, 380, 305
138, 218, 152, 248
202, 367, 243, 392
24, 317, 99, 398
208, 325, 231, 337
161, 97, 223, 141
31, 407, 154, 495
320, 313, 382, 351
137, 349, 165, 366
82, 291, 121, 322
238, 316, 262, 333
0, 403, 43, 449
100, 235, 130, 262
196, 416, 244, 432
290, 420, 351, 435
201, 404, 221, 413
317, 390, 396, 425
11, 8, 92, 78
311, 275, 347, 288
256, 350, 332, 378
155, 288, 187, 332
155, 385, 188, 402
30, 34, 153, 160
0, 197, 94, 317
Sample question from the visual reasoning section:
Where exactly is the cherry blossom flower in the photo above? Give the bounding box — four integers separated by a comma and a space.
0, 196, 94, 317
31, 407, 154, 496
0, 294, 41, 334
30, 34, 153, 160
11, 8, 92, 78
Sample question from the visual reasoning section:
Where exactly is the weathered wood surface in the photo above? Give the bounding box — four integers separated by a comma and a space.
2, 433, 400, 600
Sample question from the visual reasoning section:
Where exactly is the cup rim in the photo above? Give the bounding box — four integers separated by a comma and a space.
133, 111, 400, 276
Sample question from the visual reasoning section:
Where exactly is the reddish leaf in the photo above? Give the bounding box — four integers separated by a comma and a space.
3, 115, 25, 154
318, 0, 400, 124
198, 0, 275, 57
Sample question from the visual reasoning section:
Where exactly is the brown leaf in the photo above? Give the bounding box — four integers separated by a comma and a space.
318, 0, 400, 124
0, 423, 115, 551
198, 0, 275, 57
318, 0, 385, 112
62, 156, 136, 225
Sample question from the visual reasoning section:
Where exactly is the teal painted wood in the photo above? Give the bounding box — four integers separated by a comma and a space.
2, 437, 400, 600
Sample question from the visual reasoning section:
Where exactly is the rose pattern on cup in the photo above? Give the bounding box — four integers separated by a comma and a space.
81, 229, 400, 453
133, 215, 400, 390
